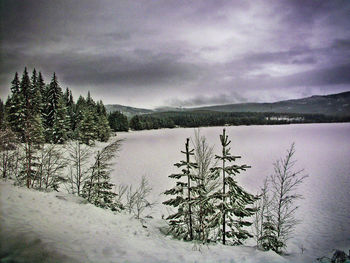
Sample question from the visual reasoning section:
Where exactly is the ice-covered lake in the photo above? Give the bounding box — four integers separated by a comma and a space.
112, 123, 350, 260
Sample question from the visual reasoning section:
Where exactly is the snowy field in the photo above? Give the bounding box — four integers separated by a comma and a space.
1, 181, 286, 263
113, 123, 350, 261
1, 123, 349, 262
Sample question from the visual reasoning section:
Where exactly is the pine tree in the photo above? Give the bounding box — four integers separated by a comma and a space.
211, 128, 257, 245
82, 139, 123, 211
130, 115, 143, 130
29, 69, 44, 125
63, 88, 75, 138
163, 138, 198, 241
16, 68, 45, 187
6, 72, 25, 138
52, 96, 69, 144
108, 111, 129, 132
44, 72, 63, 142
76, 107, 97, 145
258, 215, 282, 251
96, 101, 111, 142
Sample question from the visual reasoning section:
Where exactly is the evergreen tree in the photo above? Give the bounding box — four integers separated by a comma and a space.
63, 88, 75, 138
130, 115, 143, 130
6, 72, 25, 138
163, 138, 198, 241
258, 215, 282, 251
30, 69, 43, 117
52, 96, 69, 144
44, 72, 63, 142
96, 101, 111, 142
211, 129, 257, 245
82, 139, 123, 211
108, 111, 129, 132
76, 106, 97, 145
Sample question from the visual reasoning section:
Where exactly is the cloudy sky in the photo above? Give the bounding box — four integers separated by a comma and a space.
1, 0, 350, 108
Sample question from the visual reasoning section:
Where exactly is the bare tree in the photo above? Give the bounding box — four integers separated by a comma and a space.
191, 129, 220, 242
64, 141, 92, 195
269, 143, 308, 253
126, 176, 155, 219
35, 144, 67, 191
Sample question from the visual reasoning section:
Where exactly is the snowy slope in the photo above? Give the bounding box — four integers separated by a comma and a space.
0, 181, 288, 263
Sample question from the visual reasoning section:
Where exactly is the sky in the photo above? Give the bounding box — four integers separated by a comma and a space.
1, 0, 350, 109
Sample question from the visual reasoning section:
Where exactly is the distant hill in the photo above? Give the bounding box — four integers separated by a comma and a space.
105, 104, 153, 118
106, 91, 350, 117
191, 91, 350, 116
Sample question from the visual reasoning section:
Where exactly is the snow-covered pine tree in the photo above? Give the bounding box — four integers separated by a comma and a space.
163, 138, 198, 241
82, 139, 123, 211
44, 72, 63, 142
52, 96, 69, 144
63, 88, 75, 138
17, 68, 45, 188
258, 215, 282, 251
76, 106, 98, 145
96, 101, 111, 142
211, 128, 257, 245
6, 72, 25, 139
73, 95, 86, 135
30, 69, 43, 116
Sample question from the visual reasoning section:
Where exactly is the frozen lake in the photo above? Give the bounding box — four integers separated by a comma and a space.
112, 123, 350, 260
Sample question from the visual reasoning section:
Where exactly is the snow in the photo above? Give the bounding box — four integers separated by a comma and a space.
0, 181, 288, 263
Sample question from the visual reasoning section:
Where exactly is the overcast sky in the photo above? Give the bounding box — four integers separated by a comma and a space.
1, 0, 350, 108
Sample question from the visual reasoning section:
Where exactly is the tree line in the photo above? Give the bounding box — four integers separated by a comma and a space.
129, 110, 350, 130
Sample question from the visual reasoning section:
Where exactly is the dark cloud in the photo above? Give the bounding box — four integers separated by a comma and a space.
1, 0, 350, 107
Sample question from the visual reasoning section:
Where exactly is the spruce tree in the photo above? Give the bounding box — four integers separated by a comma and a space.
30, 69, 43, 118
108, 111, 129, 132
18, 68, 44, 187
52, 96, 69, 144
163, 138, 198, 241
7, 72, 25, 138
82, 139, 123, 211
258, 215, 282, 251
211, 128, 257, 245
130, 115, 143, 130
76, 107, 97, 145
96, 101, 111, 142
44, 72, 63, 142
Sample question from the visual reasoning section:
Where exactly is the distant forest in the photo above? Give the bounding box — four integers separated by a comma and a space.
128, 110, 350, 130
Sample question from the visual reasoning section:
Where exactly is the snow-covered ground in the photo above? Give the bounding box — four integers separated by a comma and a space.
0, 181, 288, 263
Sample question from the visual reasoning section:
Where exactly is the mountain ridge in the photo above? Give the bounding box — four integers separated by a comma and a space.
106, 91, 350, 117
